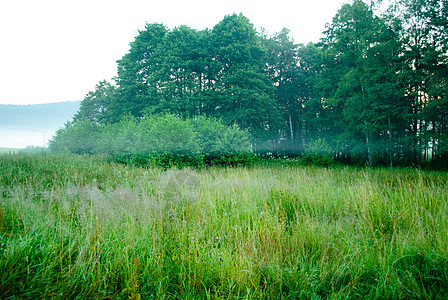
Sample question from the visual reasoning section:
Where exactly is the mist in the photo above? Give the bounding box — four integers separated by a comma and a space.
0, 101, 80, 149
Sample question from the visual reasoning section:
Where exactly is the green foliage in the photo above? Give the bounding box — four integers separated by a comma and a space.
137, 114, 199, 155
203, 152, 258, 167
49, 114, 253, 168
48, 118, 100, 154
188, 116, 252, 155
114, 153, 205, 170
301, 138, 335, 166
261, 28, 306, 152
315, 0, 408, 167
73, 80, 115, 125
94, 114, 139, 156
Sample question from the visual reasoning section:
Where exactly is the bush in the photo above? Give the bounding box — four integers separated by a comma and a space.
203, 152, 258, 167
48, 118, 99, 154
301, 138, 335, 167
188, 116, 252, 154
49, 114, 254, 168
115, 153, 205, 170
137, 114, 200, 155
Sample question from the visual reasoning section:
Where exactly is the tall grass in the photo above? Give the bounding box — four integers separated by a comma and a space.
1, 154, 447, 299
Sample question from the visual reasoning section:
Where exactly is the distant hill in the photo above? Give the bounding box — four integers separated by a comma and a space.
0, 101, 81, 131
0, 101, 81, 148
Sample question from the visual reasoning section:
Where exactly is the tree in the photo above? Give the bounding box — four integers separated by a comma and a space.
296, 43, 330, 151
152, 25, 211, 116
262, 28, 307, 154
210, 14, 281, 151
110, 23, 169, 120
389, 0, 448, 167
317, 0, 406, 166
103, 15, 280, 152
73, 80, 115, 125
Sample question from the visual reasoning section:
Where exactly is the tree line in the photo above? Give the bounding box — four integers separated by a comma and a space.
56, 0, 447, 168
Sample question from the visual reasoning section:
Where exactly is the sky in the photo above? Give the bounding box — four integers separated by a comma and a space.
0, 0, 346, 106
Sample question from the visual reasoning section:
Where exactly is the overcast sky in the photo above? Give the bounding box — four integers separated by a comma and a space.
0, 0, 346, 105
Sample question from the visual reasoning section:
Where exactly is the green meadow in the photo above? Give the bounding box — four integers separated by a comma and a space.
1, 154, 447, 299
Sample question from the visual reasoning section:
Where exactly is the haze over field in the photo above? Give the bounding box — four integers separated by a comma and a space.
0, 102, 80, 148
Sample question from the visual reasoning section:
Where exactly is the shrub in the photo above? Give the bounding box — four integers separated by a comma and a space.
48, 118, 99, 154
115, 153, 205, 170
49, 114, 254, 168
301, 138, 335, 167
203, 152, 258, 167
95, 115, 139, 156
137, 114, 200, 155
188, 116, 252, 154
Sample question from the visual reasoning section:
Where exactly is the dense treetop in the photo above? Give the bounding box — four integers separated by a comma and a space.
56, 1, 448, 168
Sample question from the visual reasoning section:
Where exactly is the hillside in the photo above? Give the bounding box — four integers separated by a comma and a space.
0, 101, 80, 148
0, 101, 80, 131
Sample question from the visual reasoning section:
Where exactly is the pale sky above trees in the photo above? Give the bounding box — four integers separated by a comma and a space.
0, 0, 344, 105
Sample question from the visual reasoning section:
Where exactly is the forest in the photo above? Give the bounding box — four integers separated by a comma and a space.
50, 0, 448, 169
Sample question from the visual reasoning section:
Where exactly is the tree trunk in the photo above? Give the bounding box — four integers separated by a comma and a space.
388, 117, 393, 167
289, 112, 294, 140
366, 131, 373, 168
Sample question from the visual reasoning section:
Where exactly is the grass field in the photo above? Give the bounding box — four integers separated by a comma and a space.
1, 154, 447, 299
